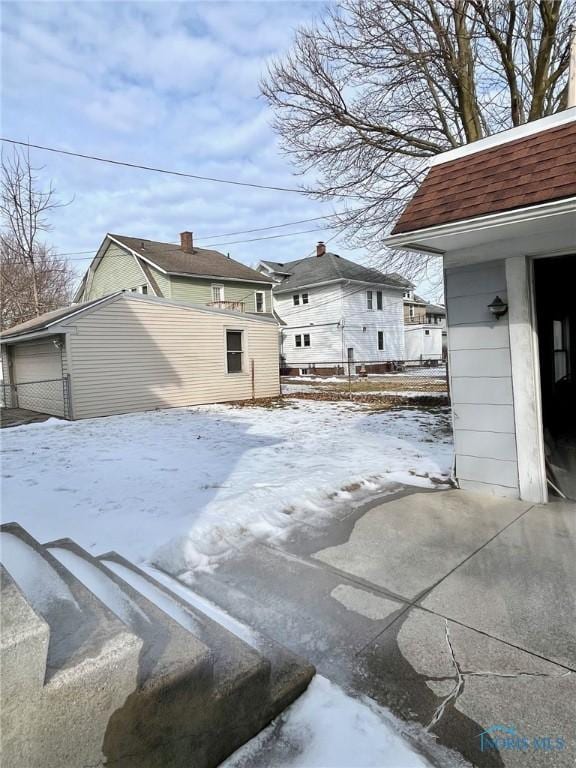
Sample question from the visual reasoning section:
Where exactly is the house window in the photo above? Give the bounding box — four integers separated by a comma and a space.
303, 333, 310, 347
295, 334, 302, 347
302, 293, 309, 305
255, 291, 265, 313
409, 305, 415, 319
376, 291, 383, 310
425, 329, 430, 336
212, 285, 224, 302
140, 285, 148, 295
367, 291, 373, 310
293, 295, 300, 306
378, 331, 384, 351
226, 330, 243, 373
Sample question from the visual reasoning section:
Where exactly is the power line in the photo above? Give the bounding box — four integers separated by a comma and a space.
201, 213, 342, 239
57, 224, 339, 261
0, 137, 360, 199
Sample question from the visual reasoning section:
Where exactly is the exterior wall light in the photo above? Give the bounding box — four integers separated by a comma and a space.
488, 296, 508, 319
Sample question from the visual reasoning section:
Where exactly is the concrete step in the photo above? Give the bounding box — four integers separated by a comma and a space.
0, 522, 142, 768
1, 524, 315, 768
99, 552, 315, 721
46, 539, 263, 768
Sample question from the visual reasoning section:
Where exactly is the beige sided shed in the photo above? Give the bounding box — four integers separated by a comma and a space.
0, 293, 280, 420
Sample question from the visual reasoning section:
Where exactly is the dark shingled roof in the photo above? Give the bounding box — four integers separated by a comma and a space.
392, 120, 576, 235
111, 234, 274, 283
269, 252, 411, 293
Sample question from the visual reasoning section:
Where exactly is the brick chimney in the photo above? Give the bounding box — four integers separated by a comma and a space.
316, 241, 326, 257
180, 231, 194, 253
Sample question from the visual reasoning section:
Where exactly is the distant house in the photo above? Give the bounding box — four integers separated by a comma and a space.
1, 293, 279, 419
258, 242, 409, 374
402, 287, 446, 362
75, 232, 274, 316
385, 108, 576, 503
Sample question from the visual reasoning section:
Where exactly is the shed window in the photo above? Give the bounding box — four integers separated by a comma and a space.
226, 331, 243, 373
376, 291, 383, 310
378, 331, 384, 351
367, 291, 373, 310
255, 291, 265, 313
293, 294, 300, 306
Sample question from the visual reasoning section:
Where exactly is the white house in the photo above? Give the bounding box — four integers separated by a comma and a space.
259, 243, 410, 374
386, 107, 576, 503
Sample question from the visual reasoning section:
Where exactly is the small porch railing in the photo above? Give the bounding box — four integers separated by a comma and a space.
207, 300, 245, 312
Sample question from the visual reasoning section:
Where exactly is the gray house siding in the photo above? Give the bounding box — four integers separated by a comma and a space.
446, 259, 520, 497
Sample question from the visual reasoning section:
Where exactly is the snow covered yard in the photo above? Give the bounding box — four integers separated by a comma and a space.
1, 399, 452, 575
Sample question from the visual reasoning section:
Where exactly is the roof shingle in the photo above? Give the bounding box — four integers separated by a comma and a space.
392, 120, 576, 235
111, 234, 274, 283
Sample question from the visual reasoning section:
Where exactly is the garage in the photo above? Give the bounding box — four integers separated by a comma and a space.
1, 292, 280, 420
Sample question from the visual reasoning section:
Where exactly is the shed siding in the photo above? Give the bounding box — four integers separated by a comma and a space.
65, 299, 279, 419
170, 277, 272, 314
445, 259, 519, 496
85, 243, 149, 299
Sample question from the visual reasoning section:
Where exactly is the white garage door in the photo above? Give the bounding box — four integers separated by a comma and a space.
12, 339, 65, 416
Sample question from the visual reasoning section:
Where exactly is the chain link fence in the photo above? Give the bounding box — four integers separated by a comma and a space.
280, 359, 449, 401
1, 376, 71, 418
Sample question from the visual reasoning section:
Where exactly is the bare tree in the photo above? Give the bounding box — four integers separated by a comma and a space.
262, 0, 574, 282
0, 148, 74, 329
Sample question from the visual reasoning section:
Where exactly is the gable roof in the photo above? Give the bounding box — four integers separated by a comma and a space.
0, 295, 119, 339
110, 234, 274, 283
1, 292, 278, 341
392, 114, 576, 235
268, 252, 411, 293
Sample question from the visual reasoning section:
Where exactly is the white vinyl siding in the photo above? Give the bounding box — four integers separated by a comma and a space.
276, 282, 405, 367
63, 297, 279, 419
446, 260, 519, 497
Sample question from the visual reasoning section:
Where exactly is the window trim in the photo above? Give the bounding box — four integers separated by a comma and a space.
212, 284, 225, 303
367, 290, 373, 310
303, 333, 310, 348
254, 290, 265, 313
378, 331, 384, 351
295, 334, 302, 347
301, 293, 309, 305
225, 328, 244, 375
293, 294, 300, 306
376, 291, 383, 310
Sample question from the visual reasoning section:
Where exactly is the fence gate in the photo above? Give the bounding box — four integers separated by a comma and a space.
1, 375, 71, 419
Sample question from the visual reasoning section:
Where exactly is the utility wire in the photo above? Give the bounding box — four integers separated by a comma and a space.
0, 137, 360, 199
56, 224, 339, 261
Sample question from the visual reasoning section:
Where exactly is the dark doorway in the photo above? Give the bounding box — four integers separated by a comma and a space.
534, 255, 576, 499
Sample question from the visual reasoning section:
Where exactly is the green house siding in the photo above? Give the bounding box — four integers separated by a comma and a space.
169, 276, 272, 313
149, 265, 171, 298
85, 243, 149, 300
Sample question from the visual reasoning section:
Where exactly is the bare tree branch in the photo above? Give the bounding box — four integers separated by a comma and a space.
261, 0, 573, 283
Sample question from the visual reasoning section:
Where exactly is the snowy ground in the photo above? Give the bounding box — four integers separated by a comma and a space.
224, 675, 432, 768
1, 399, 452, 575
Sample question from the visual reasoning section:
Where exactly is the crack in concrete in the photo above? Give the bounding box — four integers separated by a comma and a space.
426, 620, 465, 731
425, 620, 573, 732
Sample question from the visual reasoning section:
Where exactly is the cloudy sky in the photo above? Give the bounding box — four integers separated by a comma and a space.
2, 1, 437, 297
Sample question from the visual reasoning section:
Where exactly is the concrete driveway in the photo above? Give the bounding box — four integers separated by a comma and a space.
190, 487, 576, 767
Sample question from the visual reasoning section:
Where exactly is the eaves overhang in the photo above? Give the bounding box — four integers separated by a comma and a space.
384, 197, 576, 255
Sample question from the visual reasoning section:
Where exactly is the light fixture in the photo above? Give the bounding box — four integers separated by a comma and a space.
488, 296, 508, 319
